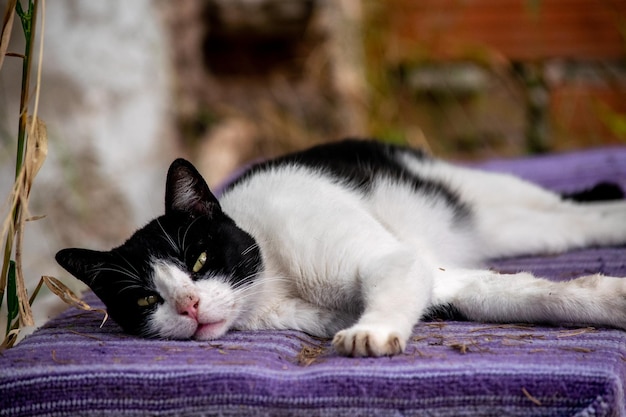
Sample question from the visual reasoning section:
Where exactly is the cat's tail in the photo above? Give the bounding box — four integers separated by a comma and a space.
561, 181, 624, 203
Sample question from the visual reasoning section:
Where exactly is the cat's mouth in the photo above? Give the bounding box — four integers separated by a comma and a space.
194, 320, 227, 340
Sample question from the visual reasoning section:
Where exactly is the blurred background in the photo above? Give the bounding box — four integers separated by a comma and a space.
1, 0, 625, 333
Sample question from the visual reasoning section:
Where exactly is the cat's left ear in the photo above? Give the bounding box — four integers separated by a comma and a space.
55, 248, 111, 287
165, 158, 221, 217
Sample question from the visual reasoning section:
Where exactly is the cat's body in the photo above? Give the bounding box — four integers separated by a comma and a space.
56, 139, 626, 357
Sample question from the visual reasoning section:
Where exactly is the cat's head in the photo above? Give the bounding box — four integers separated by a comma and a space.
56, 159, 262, 340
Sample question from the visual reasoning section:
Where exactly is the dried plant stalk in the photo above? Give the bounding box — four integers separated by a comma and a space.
14, 116, 48, 326
42, 276, 109, 327
0, 0, 46, 341
0, 0, 18, 70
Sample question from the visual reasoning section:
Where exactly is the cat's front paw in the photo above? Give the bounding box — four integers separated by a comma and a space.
332, 325, 406, 357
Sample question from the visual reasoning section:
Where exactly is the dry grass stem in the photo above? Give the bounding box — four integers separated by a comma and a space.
297, 343, 326, 366
51, 349, 73, 365
522, 387, 542, 406
558, 346, 594, 353
556, 327, 596, 338
42, 276, 108, 327
469, 324, 535, 333
68, 330, 103, 341
13, 116, 48, 327
1, 0, 48, 343
0, 329, 19, 350
0, 0, 18, 70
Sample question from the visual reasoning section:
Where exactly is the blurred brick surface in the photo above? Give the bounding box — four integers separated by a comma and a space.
386, 0, 626, 62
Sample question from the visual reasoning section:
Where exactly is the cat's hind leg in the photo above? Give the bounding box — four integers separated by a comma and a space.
432, 268, 626, 330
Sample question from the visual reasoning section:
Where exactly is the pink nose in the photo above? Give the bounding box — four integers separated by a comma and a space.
177, 295, 199, 320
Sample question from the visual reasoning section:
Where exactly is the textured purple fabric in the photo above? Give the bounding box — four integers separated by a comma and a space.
2, 147, 626, 416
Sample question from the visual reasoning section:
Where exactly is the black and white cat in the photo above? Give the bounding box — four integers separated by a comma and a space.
56, 139, 626, 357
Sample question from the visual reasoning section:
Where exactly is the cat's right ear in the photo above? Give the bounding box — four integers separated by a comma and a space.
165, 158, 221, 217
55, 248, 109, 287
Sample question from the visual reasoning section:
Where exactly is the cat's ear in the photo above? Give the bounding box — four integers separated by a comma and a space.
165, 158, 221, 217
55, 248, 109, 287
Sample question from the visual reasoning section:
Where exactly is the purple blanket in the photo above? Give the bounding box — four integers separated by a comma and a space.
2, 148, 626, 416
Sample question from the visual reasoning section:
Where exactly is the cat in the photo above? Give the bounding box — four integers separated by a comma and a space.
56, 139, 626, 357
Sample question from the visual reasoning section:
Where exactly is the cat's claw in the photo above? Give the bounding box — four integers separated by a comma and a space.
332, 326, 406, 357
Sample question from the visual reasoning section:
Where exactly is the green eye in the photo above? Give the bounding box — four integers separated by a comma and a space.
137, 295, 159, 307
193, 251, 207, 273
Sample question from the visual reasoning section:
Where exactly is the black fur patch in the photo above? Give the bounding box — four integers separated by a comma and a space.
561, 182, 624, 202
224, 139, 471, 222
421, 303, 467, 322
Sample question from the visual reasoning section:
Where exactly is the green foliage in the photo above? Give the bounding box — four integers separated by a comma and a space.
16, 0, 34, 39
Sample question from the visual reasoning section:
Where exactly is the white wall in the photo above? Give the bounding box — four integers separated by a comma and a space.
0, 0, 177, 337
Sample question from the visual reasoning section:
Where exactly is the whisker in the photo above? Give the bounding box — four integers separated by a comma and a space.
231, 274, 289, 297
181, 216, 205, 258
176, 226, 184, 255
114, 253, 140, 276
116, 284, 146, 295
241, 242, 259, 257
114, 278, 148, 286
92, 266, 142, 283
230, 267, 265, 285
231, 276, 264, 293
157, 218, 180, 254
